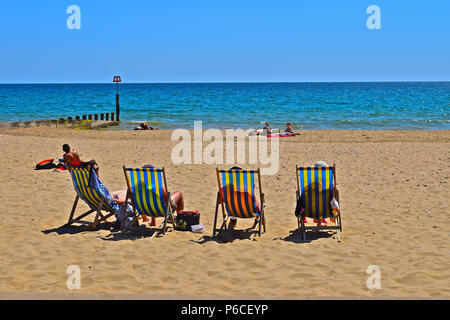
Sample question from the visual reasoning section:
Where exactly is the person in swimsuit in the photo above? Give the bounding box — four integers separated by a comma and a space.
263, 122, 271, 135
134, 123, 159, 130
62, 144, 100, 177
284, 122, 294, 133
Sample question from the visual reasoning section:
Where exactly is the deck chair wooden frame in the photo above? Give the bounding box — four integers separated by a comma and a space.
122, 166, 175, 238
213, 168, 266, 237
295, 164, 342, 242
65, 165, 115, 230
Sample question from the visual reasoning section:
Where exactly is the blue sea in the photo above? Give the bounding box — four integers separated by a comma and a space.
0, 82, 448, 130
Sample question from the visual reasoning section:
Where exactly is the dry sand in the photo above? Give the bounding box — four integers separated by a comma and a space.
0, 127, 448, 298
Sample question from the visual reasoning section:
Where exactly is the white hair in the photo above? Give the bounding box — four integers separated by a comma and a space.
314, 161, 329, 167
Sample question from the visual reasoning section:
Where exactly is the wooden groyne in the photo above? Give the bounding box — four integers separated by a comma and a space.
0, 112, 119, 130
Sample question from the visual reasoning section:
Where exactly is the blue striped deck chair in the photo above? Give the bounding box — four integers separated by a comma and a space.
213, 168, 266, 236
66, 164, 119, 230
295, 164, 342, 242
122, 166, 175, 236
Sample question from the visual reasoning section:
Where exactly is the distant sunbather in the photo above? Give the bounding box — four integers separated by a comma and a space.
263, 122, 271, 135
284, 122, 294, 133
134, 122, 158, 130
62, 144, 100, 177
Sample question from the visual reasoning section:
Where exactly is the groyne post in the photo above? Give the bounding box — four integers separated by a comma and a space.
113, 75, 121, 121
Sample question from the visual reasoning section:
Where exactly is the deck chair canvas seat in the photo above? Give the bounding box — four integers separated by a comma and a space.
66, 165, 119, 229
213, 168, 266, 236
296, 165, 342, 242
122, 166, 175, 237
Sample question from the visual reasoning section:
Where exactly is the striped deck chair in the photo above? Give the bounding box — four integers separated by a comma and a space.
295, 164, 342, 242
66, 165, 119, 230
213, 168, 266, 236
122, 166, 175, 236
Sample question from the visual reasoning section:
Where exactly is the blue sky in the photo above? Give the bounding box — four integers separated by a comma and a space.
0, 0, 449, 83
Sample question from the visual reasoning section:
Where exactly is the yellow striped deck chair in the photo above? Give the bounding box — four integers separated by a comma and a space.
66, 165, 119, 230
122, 166, 175, 236
295, 164, 342, 242
213, 168, 266, 236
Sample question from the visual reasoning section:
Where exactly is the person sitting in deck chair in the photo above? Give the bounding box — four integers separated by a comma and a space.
295, 161, 340, 227
222, 166, 262, 230
62, 144, 100, 177
138, 164, 184, 226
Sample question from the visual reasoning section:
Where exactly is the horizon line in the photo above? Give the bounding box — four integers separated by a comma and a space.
0, 80, 449, 85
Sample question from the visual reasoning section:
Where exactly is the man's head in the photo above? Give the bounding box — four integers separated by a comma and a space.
314, 161, 329, 167
62, 144, 70, 153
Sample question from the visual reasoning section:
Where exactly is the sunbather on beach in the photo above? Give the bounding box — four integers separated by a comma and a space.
140, 164, 184, 226
263, 122, 271, 135
62, 144, 100, 177
134, 122, 158, 130
222, 166, 261, 230
296, 161, 340, 227
284, 122, 294, 133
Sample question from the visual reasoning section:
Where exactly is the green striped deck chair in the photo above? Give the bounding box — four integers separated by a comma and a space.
122, 166, 175, 236
295, 164, 342, 242
213, 168, 266, 236
66, 165, 119, 230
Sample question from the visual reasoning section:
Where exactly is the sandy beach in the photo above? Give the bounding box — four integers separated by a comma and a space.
0, 127, 448, 298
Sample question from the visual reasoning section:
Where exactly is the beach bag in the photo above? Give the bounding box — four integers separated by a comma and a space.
35, 158, 56, 170
175, 210, 200, 231
115, 203, 134, 224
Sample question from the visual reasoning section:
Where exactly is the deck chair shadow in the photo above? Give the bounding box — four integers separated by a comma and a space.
213, 168, 266, 237
295, 164, 342, 242
66, 164, 120, 230
122, 166, 175, 238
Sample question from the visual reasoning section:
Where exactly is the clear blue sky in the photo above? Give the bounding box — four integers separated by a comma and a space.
0, 0, 449, 83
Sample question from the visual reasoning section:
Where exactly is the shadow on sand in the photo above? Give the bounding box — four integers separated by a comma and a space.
41, 222, 114, 236
101, 225, 175, 241
192, 228, 260, 244
42, 223, 173, 241
274, 229, 335, 244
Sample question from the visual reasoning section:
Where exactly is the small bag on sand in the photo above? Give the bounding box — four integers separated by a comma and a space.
175, 210, 200, 231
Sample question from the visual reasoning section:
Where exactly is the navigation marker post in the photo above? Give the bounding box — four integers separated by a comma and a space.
113, 75, 121, 121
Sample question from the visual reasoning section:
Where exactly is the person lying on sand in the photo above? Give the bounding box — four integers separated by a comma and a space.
134, 122, 159, 130
62, 144, 100, 177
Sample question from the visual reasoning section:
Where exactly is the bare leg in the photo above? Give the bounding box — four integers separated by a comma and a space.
170, 191, 184, 213
141, 215, 156, 226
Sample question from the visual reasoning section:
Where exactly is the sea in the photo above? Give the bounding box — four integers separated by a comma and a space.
0, 82, 448, 130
